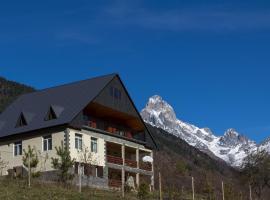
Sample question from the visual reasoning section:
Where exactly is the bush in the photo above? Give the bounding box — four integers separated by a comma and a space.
137, 183, 149, 200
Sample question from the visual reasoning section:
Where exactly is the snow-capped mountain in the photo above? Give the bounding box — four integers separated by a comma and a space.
141, 95, 260, 167
259, 137, 270, 153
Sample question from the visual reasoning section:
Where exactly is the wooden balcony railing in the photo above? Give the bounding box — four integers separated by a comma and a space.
139, 162, 152, 171
107, 155, 123, 165
108, 179, 122, 188
83, 119, 146, 142
125, 159, 137, 168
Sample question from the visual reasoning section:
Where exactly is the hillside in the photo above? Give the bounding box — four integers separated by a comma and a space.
0, 77, 35, 113
149, 125, 250, 199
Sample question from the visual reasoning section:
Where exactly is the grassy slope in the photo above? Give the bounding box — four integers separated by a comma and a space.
0, 179, 140, 200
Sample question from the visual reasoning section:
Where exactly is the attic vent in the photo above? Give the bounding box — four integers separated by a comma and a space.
45, 106, 57, 121
16, 112, 27, 127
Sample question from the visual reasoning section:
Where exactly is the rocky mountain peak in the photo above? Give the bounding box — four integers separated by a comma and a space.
220, 128, 252, 147
141, 95, 262, 167
141, 95, 177, 128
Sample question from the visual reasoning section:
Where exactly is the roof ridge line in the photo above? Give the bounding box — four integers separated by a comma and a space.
19, 73, 118, 97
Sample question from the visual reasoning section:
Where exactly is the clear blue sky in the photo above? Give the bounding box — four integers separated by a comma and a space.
1, 0, 270, 143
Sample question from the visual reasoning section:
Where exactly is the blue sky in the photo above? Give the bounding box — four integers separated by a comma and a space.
1, 0, 270, 142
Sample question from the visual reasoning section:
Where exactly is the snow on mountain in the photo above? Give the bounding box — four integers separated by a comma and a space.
141, 95, 258, 167
259, 137, 270, 153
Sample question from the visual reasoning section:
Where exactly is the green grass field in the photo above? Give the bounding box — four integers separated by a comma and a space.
0, 178, 206, 200
0, 178, 142, 200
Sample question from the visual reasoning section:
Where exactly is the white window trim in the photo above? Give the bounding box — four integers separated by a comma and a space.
91, 137, 98, 153
14, 141, 22, 156
75, 133, 83, 151
43, 135, 52, 152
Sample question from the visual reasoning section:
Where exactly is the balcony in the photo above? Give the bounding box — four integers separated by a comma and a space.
139, 162, 152, 171
106, 142, 153, 172
84, 118, 146, 142
125, 159, 137, 168
82, 103, 146, 143
107, 155, 123, 165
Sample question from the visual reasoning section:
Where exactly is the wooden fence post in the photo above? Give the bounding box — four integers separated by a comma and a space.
192, 177, 195, 200
159, 172, 162, 200
222, 181, 225, 200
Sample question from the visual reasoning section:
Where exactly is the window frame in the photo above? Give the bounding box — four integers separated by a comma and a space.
14, 141, 22, 156
75, 133, 83, 150
43, 135, 52, 151
91, 137, 98, 153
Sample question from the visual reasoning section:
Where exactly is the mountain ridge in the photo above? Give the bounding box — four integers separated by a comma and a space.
141, 95, 269, 167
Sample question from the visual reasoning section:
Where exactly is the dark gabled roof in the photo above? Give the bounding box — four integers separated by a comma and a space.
0, 74, 116, 138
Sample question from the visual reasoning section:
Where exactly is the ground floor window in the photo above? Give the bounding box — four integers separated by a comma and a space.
14, 141, 22, 156
43, 135, 52, 151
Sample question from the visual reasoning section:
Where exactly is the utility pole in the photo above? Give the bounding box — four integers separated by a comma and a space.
222, 181, 225, 200
28, 156, 31, 188
79, 162, 82, 193
249, 184, 252, 200
159, 172, 162, 200
192, 177, 195, 200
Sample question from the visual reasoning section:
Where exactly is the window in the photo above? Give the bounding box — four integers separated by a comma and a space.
14, 141, 22, 156
43, 135, 52, 151
16, 113, 27, 127
75, 134, 82, 150
91, 137, 98, 153
44, 106, 57, 121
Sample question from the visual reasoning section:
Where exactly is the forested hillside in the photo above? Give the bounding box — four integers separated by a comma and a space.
0, 77, 35, 113
148, 125, 252, 199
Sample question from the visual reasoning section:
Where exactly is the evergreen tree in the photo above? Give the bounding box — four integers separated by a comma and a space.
22, 145, 39, 176
51, 144, 75, 183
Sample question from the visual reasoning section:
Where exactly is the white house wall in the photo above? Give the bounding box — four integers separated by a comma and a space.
68, 128, 105, 166
0, 130, 66, 175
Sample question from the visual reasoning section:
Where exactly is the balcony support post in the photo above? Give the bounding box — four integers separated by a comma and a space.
151, 151, 155, 191
122, 144, 125, 166
121, 144, 125, 198
136, 148, 140, 187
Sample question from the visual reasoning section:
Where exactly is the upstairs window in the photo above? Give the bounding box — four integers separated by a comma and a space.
45, 106, 57, 121
75, 134, 82, 150
43, 135, 52, 151
16, 113, 27, 127
110, 87, 122, 100
14, 141, 22, 156
91, 137, 98, 153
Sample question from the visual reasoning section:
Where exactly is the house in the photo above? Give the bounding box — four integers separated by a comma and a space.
0, 73, 156, 189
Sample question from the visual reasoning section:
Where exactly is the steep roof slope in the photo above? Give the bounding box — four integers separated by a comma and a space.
0, 74, 116, 138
